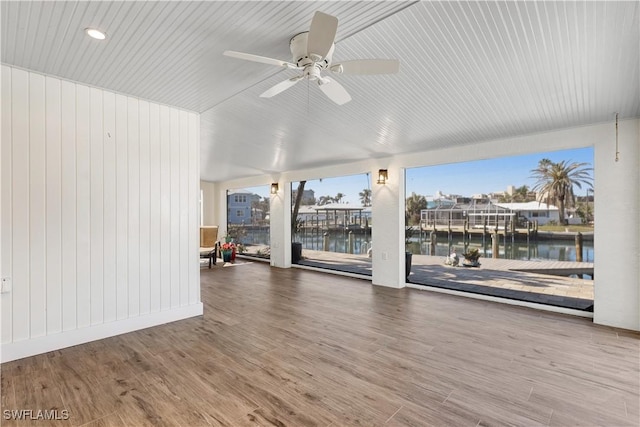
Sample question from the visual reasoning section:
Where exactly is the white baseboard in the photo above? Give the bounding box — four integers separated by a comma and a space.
0, 303, 203, 363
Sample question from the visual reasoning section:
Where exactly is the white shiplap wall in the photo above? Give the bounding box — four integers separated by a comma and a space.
0, 65, 202, 362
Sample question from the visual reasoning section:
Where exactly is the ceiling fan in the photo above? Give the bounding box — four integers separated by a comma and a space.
223, 11, 400, 105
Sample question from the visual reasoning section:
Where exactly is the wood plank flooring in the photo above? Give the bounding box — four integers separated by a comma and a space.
1, 260, 638, 426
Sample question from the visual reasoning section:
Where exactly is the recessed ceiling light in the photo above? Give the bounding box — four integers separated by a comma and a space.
85, 28, 106, 40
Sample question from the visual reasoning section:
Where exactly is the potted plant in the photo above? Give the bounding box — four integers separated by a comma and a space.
221, 242, 235, 263
462, 248, 481, 267
291, 181, 306, 264
405, 225, 417, 280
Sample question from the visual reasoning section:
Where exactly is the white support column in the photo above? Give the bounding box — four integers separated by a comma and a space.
216, 185, 228, 238
593, 118, 640, 331
371, 166, 406, 288
200, 180, 218, 226
270, 180, 291, 268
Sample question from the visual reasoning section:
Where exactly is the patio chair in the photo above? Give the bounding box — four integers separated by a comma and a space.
200, 226, 219, 268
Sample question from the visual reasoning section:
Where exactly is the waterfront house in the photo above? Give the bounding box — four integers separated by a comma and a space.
227, 189, 261, 224
495, 201, 560, 226
421, 200, 513, 228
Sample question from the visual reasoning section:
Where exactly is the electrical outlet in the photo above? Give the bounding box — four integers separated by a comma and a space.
1, 277, 11, 293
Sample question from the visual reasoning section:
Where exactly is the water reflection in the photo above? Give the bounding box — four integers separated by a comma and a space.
240, 227, 594, 263
406, 237, 594, 262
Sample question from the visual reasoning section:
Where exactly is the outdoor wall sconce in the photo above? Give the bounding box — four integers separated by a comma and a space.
377, 169, 388, 185
270, 183, 279, 194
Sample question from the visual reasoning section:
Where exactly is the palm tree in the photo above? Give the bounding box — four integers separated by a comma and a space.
359, 189, 372, 207
498, 193, 513, 203
530, 160, 593, 224
514, 185, 530, 202
405, 192, 427, 226
292, 181, 306, 234
318, 195, 334, 205
251, 198, 261, 224
335, 192, 345, 203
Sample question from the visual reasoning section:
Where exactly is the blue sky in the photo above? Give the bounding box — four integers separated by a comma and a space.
292, 173, 373, 205
406, 147, 594, 198
242, 147, 594, 205
237, 176, 372, 205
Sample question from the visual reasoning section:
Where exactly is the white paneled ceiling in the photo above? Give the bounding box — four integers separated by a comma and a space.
1, 1, 411, 112
2, 1, 639, 182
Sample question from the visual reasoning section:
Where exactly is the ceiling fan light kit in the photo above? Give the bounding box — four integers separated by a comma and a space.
223, 11, 400, 105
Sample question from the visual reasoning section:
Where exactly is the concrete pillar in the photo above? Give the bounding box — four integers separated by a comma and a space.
269, 180, 291, 268
593, 118, 640, 330
371, 166, 405, 288
200, 180, 218, 226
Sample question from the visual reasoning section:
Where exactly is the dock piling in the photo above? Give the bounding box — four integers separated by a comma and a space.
575, 232, 583, 262
348, 231, 354, 254
430, 231, 437, 256
482, 217, 488, 247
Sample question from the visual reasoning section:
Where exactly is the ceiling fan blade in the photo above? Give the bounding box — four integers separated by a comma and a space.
224, 50, 298, 69
331, 59, 400, 75
317, 77, 351, 105
260, 76, 303, 98
307, 11, 338, 60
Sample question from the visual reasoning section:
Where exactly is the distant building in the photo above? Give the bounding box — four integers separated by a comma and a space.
495, 201, 559, 225
425, 191, 457, 208
227, 189, 261, 224
422, 201, 512, 228
455, 197, 472, 204
487, 192, 505, 202
292, 189, 316, 205
420, 200, 560, 227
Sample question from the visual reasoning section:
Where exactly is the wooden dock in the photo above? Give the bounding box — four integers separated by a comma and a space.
418, 225, 537, 242
417, 225, 594, 242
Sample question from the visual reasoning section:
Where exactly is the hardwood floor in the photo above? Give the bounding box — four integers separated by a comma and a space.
2, 260, 638, 426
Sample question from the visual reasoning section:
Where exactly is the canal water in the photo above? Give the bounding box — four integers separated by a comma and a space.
406, 237, 594, 263
295, 232, 373, 255
238, 229, 595, 262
